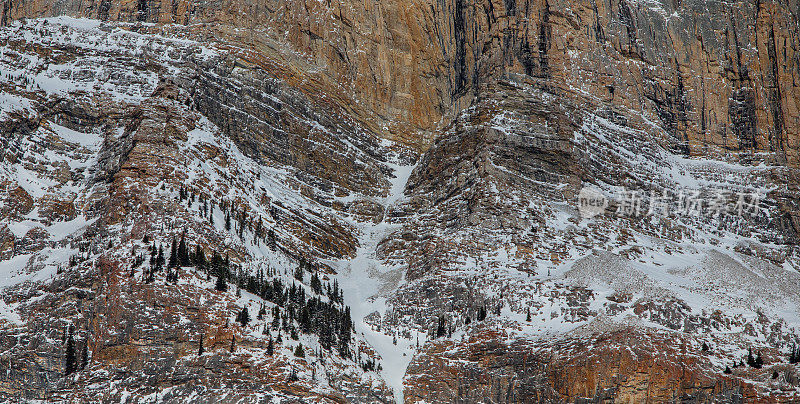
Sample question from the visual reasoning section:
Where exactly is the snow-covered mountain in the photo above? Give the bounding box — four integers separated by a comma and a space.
1, 0, 800, 402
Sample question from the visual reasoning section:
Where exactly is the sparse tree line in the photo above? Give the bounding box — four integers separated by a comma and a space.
717, 343, 800, 376
131, 228, 357, 361
722, 347, 765, 374
65, 241, 94, 271
433, 303, 496, 339
179, 186, 275, 249
788, 344, 800, 365
63, 183, 371, 375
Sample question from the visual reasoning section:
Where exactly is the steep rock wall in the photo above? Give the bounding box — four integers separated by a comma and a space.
4, 0, 798, 164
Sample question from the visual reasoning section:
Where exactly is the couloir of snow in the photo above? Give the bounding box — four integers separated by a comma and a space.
334, 147, 420, 402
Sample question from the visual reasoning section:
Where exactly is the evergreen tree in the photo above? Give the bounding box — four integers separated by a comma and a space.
215, 271, 228, 292
477, 306, 487, 321
362, 358, 375, 372
178, 233, 190, 266
311, 273, 322, 295
272, 307, 280, 328
193, 245, 207, 270
236, 307, 250, 327
168, 237, 178, 268
724, 366, 732, 374
267, 229, 277, 250
436, 315, 446, 338
294, 266, 304, 282
166, 268, 176, 283
81, 340, 89, 370
230, 336, 236, 353
772, 370, 779, 379
255, 220, 263, 239
210, 251, 230, 291
198, 335, 205, 356
149, 246, 156, 268
65, 327, 77, 376
156, 246, 165, 271
267, 337, 274, 356
754, 351, 763, 369
294, 343, 305, 358
526, 308, 531, 322
340, 306, 352, 345
332, 280, 340, 303
210, 251, 224, 276
747, 348, 756, 367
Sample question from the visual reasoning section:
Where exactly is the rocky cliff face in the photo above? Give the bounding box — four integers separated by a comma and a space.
6, 0, 799, 158
1, 0, 800, 402
404, 325, 800, 403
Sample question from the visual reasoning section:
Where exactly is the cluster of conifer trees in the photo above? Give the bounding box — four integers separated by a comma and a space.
180, 187, 271, 248
723, 347, 765, 374
228, 262, 354, 358
66, 186, 368, 376
789, 345, 800, 365
435, 305, 489, 338
136, 228, 355, 359
138, 233, 193, 284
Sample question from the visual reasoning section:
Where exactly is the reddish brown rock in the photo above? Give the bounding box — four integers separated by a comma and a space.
38, 195, 76, 224
18, 227, 49, 254
1, 1, 800, 402
4, 0, 799, 166
1, 185, 34, 220
405, 327, 800, 403
0, 224, 15, 260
